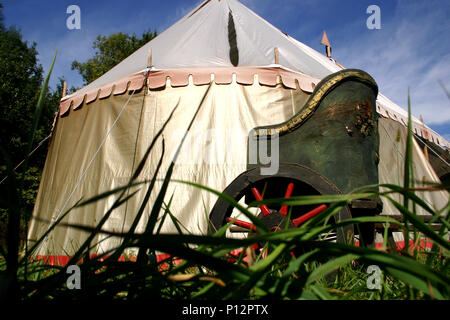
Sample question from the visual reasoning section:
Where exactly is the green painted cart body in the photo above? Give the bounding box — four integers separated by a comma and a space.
209, 69, 383, 245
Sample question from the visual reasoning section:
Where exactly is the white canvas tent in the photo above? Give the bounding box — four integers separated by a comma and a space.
29, 0, 449, 261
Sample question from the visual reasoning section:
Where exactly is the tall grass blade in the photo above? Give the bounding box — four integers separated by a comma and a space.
138, 84, 212, 241
1, 52, 56, 302
402, 88, 414, 253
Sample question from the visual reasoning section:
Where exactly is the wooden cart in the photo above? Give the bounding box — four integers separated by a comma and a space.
209, 69, 383, 246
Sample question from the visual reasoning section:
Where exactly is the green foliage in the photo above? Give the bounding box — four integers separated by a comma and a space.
0, 3, 4, 30
0, 4, 60, 164
0, 5, 60, 251
71, 30, 157, 85
0, 28, 41, 161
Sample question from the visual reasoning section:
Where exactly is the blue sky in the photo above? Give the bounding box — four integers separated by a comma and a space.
2, 0, 449, 140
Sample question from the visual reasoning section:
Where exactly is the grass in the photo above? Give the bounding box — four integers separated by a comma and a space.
0, 60, 448, 302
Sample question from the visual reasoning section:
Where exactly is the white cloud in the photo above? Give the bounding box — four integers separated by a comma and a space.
331, 0, 450, 125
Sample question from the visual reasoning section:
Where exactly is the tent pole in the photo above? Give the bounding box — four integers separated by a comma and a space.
147, 48, 152, 69
62, 81, 67, 98
420, 115, 430, 162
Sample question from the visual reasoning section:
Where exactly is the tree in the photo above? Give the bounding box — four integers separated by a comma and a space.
72, 30, 157, 84
0, 3, 4, 30
0, 7, 60, 168
0, 4, 61, 246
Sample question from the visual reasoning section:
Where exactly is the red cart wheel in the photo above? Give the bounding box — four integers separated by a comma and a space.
209, 164, 353, 258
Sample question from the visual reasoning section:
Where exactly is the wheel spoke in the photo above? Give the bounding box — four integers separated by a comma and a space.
279, 182, 294, 215
250, 187, 271, 216
226, 217, 257, 231
292, 204, 327, 227
229, 226, 251, 233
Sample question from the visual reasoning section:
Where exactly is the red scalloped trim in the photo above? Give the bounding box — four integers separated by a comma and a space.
59, 67, 319, 117
57, 67, 449, 148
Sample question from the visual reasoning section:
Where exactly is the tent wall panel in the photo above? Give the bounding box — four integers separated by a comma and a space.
29, 82, 310, 256
378, 117, 448, 217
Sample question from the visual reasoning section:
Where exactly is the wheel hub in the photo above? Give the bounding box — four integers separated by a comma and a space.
257, 211, 295, 232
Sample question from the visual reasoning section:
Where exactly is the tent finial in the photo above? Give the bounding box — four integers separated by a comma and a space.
321, 30, 332, 58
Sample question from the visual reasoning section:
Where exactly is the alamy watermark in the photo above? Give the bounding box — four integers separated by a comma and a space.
366, 5, 381, 30
248, 129, 279, 176
366, 265, 382, 290
66, 5, 81, 30
66, 265, 81, 289
170, 127, 279, 176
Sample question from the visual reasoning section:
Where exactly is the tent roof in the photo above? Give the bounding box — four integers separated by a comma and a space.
62, 0, 449, 148
69, 0, 340, 95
